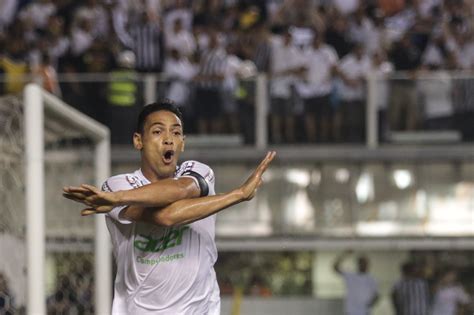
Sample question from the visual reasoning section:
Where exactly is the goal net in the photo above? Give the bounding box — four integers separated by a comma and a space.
0, 84, 111, 314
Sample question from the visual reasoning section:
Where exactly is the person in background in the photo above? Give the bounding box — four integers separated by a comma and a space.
388, 32, 422, 131
193, 30, 226, 134
164, 48, 198, 128
431, 268, 471, 315
269, 28, 303, 143
333, 250, 379, 315
296, 32, 338, 143
105, 50, 139, 144
34, 52, 61, 96
336, 42, 371, 142
128, 10, 164, 73
392, 261, 430, 315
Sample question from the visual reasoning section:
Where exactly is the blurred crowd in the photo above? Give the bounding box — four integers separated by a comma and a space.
333, 252, 473, 315
0, 0, 473, 143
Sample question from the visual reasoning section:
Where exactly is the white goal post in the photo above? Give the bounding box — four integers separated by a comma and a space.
23, 83, 111, 315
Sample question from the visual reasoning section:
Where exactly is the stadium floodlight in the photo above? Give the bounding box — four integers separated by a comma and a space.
11, 83, 111, 315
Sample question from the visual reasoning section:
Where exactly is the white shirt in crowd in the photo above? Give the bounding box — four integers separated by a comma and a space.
164, 56, 198, 106
337, 53, 372, 101
74, 3, 109, 37
296, 43, 338, 98
19, 0, 56, 29
166, 29, 196, 57
103, 161, 220, 315
70, 26, 94, 56
333, 0, 359, 15
431, 285, 470, 315
372, 59, 394, 110
418, 70, 453, 118
289, 26, 314, 50
270, 36, 304, 98
341, 272, 378, 315
449, 38, 474, 70
348, 17, 377, 53
164, 7, 193, 34
0, 0, 17, 31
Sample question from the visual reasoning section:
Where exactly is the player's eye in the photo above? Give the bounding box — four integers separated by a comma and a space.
173, 131, 182, 136
152, 130, 161, 135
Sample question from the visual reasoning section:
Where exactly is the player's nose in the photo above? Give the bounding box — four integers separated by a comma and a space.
163, 134, 173, 145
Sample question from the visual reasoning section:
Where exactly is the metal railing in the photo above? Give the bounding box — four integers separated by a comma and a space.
1, 71, 473, 147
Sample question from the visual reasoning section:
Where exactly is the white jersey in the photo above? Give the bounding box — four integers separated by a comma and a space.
102, 160, 220, 315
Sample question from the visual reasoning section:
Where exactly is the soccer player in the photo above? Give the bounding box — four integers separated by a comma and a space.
63, 100, 275, 314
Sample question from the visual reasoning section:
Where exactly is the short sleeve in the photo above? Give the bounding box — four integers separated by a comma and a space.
102, 175, 135, 224
176, 160, 216, 195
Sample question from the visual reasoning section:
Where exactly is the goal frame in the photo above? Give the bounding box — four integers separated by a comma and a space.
23, 83, 111, 315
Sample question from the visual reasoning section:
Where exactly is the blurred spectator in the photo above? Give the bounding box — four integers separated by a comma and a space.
34, 53, 61, 96
165, 18, 196, 58
163, 0, 193, 35
0, 33, 28, 94
333, 0, 360, 15
251, 22, 272, 73
336, 43, 371, 142
422, 29, 452, 69
325, 13, 352, 58
431, 268, 471, 315
70, 17, 95, 56
388, 33, 422, 131
80, 39, 115, 122
333, 251, 379, 315
45, 15, 70, 69
105, 50, 139, 144
371, 50, 394, 138
73, 0, 109, 38
18, 0, 56, 31
392, 261, 430, 315
418, 68, 453, 130
348, 5, 377, 54
193, 30, 226, 134
269, 29, 303, 143
222, 43, 243, 134
0, 0, 17, 33
0, 273, 15, 315
164, 48, 198, 124
128, 11, 164, 73
296, 32, 338, 143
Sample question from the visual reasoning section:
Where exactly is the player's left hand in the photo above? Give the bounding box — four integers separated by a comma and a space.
63, 184, 119, 215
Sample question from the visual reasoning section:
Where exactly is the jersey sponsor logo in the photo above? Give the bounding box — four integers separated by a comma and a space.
134, 226, 189, 253
136, 253, 185, 265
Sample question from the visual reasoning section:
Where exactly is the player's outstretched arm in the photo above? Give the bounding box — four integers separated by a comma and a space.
83, 151, 276, 225
123, 151, 276, 226
63, 176, 201, 212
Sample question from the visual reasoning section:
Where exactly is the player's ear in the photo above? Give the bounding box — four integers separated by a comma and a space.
133, 132, 143, 150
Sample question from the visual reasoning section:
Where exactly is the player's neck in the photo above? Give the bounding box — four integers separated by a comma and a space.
140, 164, 174, 182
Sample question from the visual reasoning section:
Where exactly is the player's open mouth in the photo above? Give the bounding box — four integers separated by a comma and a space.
163, 150, 175, 164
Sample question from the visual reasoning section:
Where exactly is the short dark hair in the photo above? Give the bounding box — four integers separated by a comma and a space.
136, 99, 183, 134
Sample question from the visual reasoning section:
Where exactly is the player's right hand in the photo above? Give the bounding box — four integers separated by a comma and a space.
238, 151, 276, 201
63, 184, 120, 216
